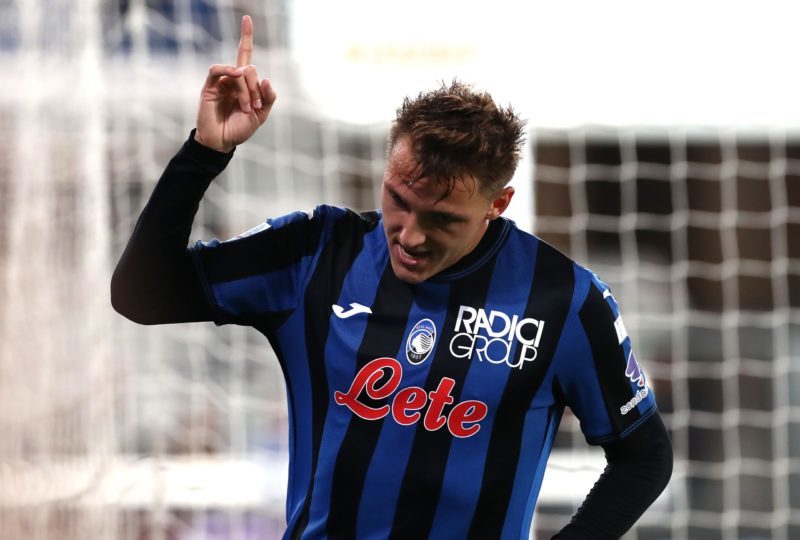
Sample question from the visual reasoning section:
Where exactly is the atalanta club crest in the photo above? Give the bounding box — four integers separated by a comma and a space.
406, 318, 436, 365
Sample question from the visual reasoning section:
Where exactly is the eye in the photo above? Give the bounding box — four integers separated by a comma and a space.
431, 214, 457, 228
390, 191, 409, 210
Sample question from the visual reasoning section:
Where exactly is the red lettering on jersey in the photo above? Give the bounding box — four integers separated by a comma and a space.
424, 378, 456, 431
333, 357, 401, 420
335, 358, 489, 438
448, 401, 488, 438
392, 387, 427, 425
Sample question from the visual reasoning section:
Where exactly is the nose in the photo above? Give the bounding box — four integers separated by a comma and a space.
398, 215, 426, 249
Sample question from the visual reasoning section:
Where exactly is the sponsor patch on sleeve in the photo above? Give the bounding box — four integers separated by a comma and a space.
613, 315, 628, 344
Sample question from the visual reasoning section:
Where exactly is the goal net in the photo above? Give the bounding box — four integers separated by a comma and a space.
530, 128, 800, 540
0, 1, 798, 540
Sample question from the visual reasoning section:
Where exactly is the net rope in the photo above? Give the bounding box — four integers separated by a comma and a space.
0, 2, 798, 539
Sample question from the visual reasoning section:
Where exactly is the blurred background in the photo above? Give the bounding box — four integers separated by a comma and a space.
1, 1, 799, 539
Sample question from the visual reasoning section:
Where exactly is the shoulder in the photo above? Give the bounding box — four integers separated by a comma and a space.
506, 223, 591, 286
313, 205, 381, 230
300, 206, 384, 256
505, 221, 578, 265
508, 225, 622, 315
264, 205, 380, 233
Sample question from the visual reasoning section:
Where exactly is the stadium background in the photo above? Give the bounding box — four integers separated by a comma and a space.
1, 1, 798, 538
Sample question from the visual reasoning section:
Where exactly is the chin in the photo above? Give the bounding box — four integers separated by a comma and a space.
390, 258, 428, 284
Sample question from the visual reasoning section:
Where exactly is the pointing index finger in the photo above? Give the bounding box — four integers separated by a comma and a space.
237, 15, 253, 67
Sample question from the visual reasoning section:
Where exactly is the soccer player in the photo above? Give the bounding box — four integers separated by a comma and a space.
111, 16, 672, 539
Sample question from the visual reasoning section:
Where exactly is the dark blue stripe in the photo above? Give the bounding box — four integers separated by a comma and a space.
428, 230, 539, 539
551, 270, 613, 440
275, 303, 314, 535
192, 206, 334, 325
388, 257, 500, 539
195, 207, 325, 283
210, 265, 309, 316
467, 240, 575, 539
579, 280, 653, 438
324, 266, 417, 538
302, 224, 386, 537
355, 280, 451, 537
290, 209, 374, 539
502, 265, 600, 536
514, 407, 562, 539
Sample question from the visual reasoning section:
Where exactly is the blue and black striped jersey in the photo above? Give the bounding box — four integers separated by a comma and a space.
189, 204, 657, 540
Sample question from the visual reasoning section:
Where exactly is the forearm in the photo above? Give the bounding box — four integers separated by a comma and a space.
553, 412, 673, 539
110, 130, 234, 324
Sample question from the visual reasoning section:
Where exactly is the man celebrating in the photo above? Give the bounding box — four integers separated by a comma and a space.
112, 16, 672, 539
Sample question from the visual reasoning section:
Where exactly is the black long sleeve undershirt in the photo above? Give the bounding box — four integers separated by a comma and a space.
111, 130, 231, 324
553, 412, 673, 539
111, 131, 673, 538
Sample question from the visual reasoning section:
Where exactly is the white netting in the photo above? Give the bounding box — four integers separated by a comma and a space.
0, 1, 798, 539
531, 128, 800, 540
0, 1, 307, 539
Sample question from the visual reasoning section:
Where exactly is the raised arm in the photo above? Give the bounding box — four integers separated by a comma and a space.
110, 16, 275, 324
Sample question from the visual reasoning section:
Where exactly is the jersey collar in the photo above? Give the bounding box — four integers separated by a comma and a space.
428, 217, 511, 282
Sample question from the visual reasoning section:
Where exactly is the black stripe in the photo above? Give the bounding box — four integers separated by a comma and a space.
239, 310, 294, 334
200, 212, 324, 283
467, 242, 575, 539
388, 258, 498, 540
290, 211, 372, 540
579, 282, 642, 434
326, 266, 416, 539
256, 332, 299, 507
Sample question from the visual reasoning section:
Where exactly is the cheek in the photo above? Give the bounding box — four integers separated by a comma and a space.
383, 213, 399, 229
439, 228, 472, 255
382, 214, 401, 237
424, 233, 449, 254
382, 206, 409, 232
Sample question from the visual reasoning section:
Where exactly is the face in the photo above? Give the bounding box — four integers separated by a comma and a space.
381, 137, 514, 284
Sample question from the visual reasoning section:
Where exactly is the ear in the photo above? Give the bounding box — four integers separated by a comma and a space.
486, 186, 514, 219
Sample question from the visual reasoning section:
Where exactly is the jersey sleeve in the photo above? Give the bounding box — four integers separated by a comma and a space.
188, 205, 339, 328
556, 271, 657, 445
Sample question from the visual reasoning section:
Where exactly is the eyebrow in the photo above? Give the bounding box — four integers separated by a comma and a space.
385, 184, 469, 224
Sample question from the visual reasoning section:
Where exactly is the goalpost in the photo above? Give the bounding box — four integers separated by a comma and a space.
0, 1, 798, 539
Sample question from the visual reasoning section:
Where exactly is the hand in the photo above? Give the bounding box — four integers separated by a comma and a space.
194, 15, 277, 153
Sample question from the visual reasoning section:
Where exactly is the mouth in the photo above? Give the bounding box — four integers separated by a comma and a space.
394, 243, 430, 267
